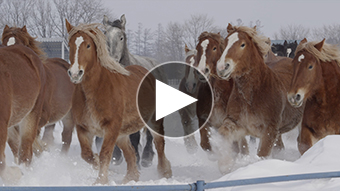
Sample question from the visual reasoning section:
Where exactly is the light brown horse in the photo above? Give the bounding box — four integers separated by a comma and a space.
194, 32, 248, 158
0, 44, 46, 184
1, 25, 75, 155
215, 24, 303, 169
65, 20, 172, 184
287, 38, 340, 154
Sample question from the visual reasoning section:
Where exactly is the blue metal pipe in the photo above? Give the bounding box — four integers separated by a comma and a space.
204, 171, 340, 189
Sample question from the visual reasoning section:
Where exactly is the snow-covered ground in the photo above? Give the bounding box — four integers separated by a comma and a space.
2, 120, 340, 190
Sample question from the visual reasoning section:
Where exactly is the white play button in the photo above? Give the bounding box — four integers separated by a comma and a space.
137, 61, 213, 138
156, 80, 197, 121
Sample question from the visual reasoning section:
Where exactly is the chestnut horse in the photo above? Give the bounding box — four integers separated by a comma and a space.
1, 25, 75, 155
0, 44, 46, 184
215, 24, 303, 166
288, 38, 340, 154
65, 20, 172, 184
194, 32, 249, 160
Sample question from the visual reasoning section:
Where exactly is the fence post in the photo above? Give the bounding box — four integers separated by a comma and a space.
196, 180, 205, 191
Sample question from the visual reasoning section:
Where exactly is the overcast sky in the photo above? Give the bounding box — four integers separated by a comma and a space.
102, 0, 340, 39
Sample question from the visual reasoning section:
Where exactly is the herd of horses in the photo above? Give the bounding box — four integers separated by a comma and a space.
0, 14, 340, 185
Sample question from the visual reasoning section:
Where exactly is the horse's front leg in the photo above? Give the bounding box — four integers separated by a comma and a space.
116, 135, 139, 184
76, 125, 98, 168
258, 124, 279, 157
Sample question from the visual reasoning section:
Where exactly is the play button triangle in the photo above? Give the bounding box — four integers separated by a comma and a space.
156, 80, 197, 121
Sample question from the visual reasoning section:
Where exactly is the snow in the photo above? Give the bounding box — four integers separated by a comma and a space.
2, 121, 340, 190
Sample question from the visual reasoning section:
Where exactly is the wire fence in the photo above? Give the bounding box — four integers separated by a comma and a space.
2, 171, 340, 191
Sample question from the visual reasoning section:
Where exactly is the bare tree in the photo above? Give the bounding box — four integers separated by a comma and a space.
0, 0, 35, 32
153, 23, 167, 62
132, 23, 143, 55
273, 24, 310, 40
30, 0, 54, 38
164, 22, 184, 61
183, 14, 215, 48
141, 28, 154, 57
312, 24, 340, 45
52, 0, 113, 41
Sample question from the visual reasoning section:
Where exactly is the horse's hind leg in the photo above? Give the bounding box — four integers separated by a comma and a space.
149, 116, 172, 179
130, 131, 141, 167
199, 122, 211, 152
61, 111, 75, 154
116, 136, 139, 184
141, 129, 154, 167
179, 108, 198, 154
42, 124, 55, 146
18, 112, 41, 166
7, 126, 20, 164
258, 127, 278, 157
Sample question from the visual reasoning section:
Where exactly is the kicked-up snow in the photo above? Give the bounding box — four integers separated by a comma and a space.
1, 120, 340, 190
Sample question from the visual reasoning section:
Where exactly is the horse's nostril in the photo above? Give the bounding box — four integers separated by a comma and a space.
67, 70, 72, 77
226, 63, 230, 68
296, 94, 301, 101
204, 68, 209, 74
79, 69, 84, 76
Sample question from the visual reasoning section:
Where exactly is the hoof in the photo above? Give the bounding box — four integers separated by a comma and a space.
92, 154, 100, 170
93, 176, 108, 185
141, 150, 154, 168
158, 159, 172, 178
122, 172, 139, 184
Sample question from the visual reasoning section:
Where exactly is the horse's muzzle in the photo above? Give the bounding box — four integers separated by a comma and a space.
68, 69, 84, 84
287, 92, 304, 108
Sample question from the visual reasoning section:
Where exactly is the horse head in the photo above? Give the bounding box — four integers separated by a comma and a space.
216, 24, 270, 80
287, 38, 325, 108
194, 31, 225, 81
103, 14, 127, 64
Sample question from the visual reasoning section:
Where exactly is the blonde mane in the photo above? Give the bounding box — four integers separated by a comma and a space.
296, 41, 340, 67
68, 23, 129, 75
228, 25, 271, 58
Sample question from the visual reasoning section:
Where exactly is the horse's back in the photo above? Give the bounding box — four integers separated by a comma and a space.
0, 45, 44, 126
268, 57, 294, 91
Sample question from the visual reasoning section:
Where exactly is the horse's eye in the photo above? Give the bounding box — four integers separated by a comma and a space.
308, 65, 313, 70
87, 44, 90, 49
213, 47, 217, 51
120, 37, 124, 41
241, 43, 245, 48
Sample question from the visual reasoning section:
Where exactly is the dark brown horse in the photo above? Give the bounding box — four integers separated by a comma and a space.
65, 20, 172, 184
0, 44, 46, 184
2, 25, 75, 155
215, 24, 303, 171
287, 38, 340, 154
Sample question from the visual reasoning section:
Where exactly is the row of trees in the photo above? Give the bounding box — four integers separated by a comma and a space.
0, 0, 339, 62
0, 0, 112, 40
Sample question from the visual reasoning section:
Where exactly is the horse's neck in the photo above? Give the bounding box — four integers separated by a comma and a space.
211, 77, 232, 103
120, 47, 132, 66
314, 62, 340, 106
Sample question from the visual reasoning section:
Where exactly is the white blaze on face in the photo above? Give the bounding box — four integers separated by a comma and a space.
7, 37, 15, 46
298, 54, 305, 62
198, 39, 209, 71
217, 32, 239, 71
189, 56, 195, 66
287, 48, 292, 57
69, 36, 84, 74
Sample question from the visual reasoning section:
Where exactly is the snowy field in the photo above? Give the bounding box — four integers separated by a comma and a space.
2, 117, 340, 190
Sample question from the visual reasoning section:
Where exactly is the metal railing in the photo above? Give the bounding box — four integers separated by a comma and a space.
1, 171, 340, 191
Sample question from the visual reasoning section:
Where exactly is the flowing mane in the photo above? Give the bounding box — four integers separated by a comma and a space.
198, 31, 225, 52
67, 23, 129, 75
1, 26, 47, 60
296, 41, 340, 67
227, 25, 271, 58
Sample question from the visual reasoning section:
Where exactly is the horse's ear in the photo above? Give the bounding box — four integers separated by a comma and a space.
21, 25, 27, 33
4, 25, 9, 31
300, 38, 307, 44
103, 15, 109, 26
227, 23, 234, 33
65, 19, 74, 33
284, 40, 287, 46
314, 38, 325, 51
90, 29, 97, 36
265, 37, 271, 45
120, 14, 126, 31
185, 44, 190, 53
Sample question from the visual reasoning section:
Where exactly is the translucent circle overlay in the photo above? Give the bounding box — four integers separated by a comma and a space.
137, 61, 214, 138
